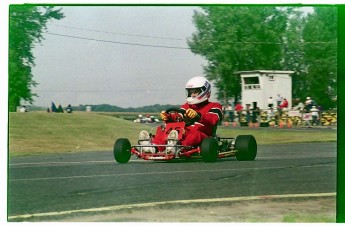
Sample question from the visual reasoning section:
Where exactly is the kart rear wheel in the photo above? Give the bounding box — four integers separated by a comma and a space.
235, 135, 257, 161
200, 137, 219, 162
113, 138, 131, 163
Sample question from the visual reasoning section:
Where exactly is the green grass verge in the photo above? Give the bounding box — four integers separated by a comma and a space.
283, 213, 335, 223
8, 112, 337, 157
217, 126, 337, 144
8, 112, 154, 157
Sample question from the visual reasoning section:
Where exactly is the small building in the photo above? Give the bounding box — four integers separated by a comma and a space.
236, 70, 294, 109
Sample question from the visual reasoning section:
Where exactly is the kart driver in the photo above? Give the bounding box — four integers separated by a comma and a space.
139, 76, 223, 154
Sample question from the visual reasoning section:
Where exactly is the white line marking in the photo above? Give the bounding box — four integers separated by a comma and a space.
9, 159, 159, 167
9, 160, 115, 166
9, 163, 334, 182
8, 192, 336, 220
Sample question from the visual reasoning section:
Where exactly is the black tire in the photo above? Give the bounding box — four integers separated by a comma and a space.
113, 138, 131, 163
200, 137, 219, 162
235, 135, 257, 161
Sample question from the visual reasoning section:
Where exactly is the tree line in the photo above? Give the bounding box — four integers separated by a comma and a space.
73, 104, 179, 112
30, 104, 179, 113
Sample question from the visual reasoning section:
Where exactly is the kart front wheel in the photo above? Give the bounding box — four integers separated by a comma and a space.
201, 137, 219, 162
235, 135, 257, 161
114, 138, 131, 163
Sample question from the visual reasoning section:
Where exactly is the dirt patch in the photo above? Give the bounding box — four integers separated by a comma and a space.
58, 196, 335, 223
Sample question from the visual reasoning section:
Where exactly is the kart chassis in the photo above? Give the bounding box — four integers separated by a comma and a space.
130, 136, 237, 161
113, 108, 257, 163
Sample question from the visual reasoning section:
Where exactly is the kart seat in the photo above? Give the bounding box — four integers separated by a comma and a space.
211, 119, 220, 137
212, 125, 217, 137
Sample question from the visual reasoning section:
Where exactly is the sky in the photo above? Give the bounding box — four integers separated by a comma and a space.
30, 6, 210, 108
5, 3, 321, 110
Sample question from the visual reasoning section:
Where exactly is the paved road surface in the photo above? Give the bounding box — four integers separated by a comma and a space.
8, 142, 336, 221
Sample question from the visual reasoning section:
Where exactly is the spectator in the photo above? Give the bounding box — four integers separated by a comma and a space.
274, 108, 280, 126
277, 97, 286, 116
310, 106, 320, 126
51, 102, 58, 113
66, 104, 73, 113
223, 104, 233, 122
251, 107, 260, 127
228, 105, 235, 123
279, 98, 289, 110
305, 97, 313, 112
57, 104, 64, 113
234, 102, 243, 122
245, 104, 251, 124
276, 94, 282, 107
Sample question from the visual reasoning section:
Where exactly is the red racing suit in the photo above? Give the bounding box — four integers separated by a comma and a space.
153, 100, 223, 149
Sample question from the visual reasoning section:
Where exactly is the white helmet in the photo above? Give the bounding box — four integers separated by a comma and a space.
185, 76, 211, 104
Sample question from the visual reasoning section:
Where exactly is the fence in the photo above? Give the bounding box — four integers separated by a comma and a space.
223, 108, 337, 128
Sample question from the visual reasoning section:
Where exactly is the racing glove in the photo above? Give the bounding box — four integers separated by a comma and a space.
185, 108, 201, 121
160, 111, 169, 121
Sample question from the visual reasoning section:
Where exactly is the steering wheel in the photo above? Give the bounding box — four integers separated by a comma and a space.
164, 107, 186, 122
165, 107, 186, 115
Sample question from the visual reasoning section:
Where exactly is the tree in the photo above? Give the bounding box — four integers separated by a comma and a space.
9, 5, 64, 112
280, 8, 307, 99
301, 7, 337, 109
187, 6, 289, 103
188, 6, 337, 109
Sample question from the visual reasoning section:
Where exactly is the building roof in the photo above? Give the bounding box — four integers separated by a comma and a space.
234, 70, 294, 75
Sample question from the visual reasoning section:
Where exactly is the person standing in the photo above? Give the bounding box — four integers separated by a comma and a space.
66, 104, 73, 113
227, 104, 235, 124
310, 105, 320, 125
234, 102, 243, 124
276, 94, 282, 108
223, 104, 233, 125
280, 98, 289, 110
305, 97, 313, 112
267, 97, 274, 109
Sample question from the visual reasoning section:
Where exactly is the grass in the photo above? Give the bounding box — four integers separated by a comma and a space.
283, 213, 335, 223
8, 112, 337, 157
217, 126, 337, 144
8, 112, 153, 157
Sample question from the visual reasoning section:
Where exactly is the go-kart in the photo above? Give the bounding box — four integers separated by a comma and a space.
113, 108, 257, 163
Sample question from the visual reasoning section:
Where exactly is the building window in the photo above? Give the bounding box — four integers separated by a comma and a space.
269, 75, 275, 81
243, 76, 260, 90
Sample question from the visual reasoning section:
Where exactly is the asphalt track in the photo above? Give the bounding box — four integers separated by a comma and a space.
8, 142, 336, 221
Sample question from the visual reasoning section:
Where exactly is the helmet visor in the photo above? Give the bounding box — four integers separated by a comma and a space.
186, 88, 202, 97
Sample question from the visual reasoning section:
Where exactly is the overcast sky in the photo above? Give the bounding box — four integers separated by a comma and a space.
6, 4, 319, 109
30, 6, 213, 108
